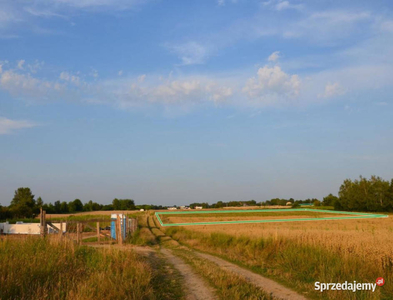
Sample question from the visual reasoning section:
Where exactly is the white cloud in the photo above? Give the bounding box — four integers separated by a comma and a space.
90, 69, 99, 78
0, 69, 64, 99
275, 1, 302, 11
380, 21, 393, 33
263, 0, 303, 12
17, 60, 25, 70
243, 65, 301, 105
153, 80, 203, 102
96, 74, 235, 109
48, 0, 148, 9
27, 60, 44, 73
310, 11, 370, 23
167, 41, 210, 65
0, 6, 22, 29
118, 70, 123, 76
206, 84, 233, 102
59, 71, 81, 85
0, 0, 151, 37
268, 51, 280, 62
283, 11, 372, 43
1, 49, 391, 112
138, 74, 146, 82
0, 117, 37, 134
318, 82, 345, 98
59, 71, 70, 81
23, 7, 65, 18
217, 0, 225, 6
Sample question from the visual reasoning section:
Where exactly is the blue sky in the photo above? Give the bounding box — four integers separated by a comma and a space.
1, 0, 392, 206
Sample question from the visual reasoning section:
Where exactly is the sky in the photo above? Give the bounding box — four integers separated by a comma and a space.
1, 0, 392, 206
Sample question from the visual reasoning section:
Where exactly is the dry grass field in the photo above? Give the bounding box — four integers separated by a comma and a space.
0, 235, 185, 300
0, 236, 153, 300
164, 212, 393, 300
160, 211, 349, 224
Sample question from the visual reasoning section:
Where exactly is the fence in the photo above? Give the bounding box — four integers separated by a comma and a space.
38, 210, 138, 245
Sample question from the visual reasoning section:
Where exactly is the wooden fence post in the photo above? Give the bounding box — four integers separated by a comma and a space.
134, 218, 137, 233
40, 208, 46, 238
117, 215, 123, 245
76, 223, 80, 244
126, 216, 129, 237
97, 222, 100, 243
59, 222, 63, 238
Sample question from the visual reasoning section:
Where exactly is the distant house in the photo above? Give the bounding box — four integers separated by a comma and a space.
195, 206, 203, 209
286, 202, 292, 206
167, 207, 177, 210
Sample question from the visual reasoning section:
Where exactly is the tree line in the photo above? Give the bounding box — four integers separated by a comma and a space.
0, 187, 137, 220
334, 176, 393, 212
1, 175, 392, 220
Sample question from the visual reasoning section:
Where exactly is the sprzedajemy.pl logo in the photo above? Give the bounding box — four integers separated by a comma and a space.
315, 278, 385, 292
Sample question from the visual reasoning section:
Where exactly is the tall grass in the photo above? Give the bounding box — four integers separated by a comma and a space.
166, 227, 392, 300
0, 237, 153, 300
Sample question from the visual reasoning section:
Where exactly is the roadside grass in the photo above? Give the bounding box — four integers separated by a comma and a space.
165, 227, 391, 300
128, 227, 157, 246
137, 214, 149, 227
148, 250, 186, 300
171, 247, 274, 300
82, 236, 112, 243
147, 216, 157, 229
0, 237, 153, 300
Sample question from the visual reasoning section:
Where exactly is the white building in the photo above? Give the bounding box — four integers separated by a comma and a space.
0, 222, 66, 235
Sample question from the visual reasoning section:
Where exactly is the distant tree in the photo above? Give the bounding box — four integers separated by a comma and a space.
112, 198, 120, 210
267, 198, 288, 206
54, 200, 61, 213
189, 202, 209, 209
92, 201, 102, 211
336, 176, 392, 212
83, 200, 102, 211
0, 205, 13, 220
36, 197, 43, 208
246, 200, 257, 206
102, 204, 114, 211
112, 198, 135, 210
60, 201, 68, 213
214, 201, 225, 208
10, 187, 36, 218
84, 200, 93, 212
228, 201, 242, 207
47, 203, 55, 214
68, 199, 83, 213
292, 202, 300, 208
322, 194, 338, 206
313, 200, 321, 206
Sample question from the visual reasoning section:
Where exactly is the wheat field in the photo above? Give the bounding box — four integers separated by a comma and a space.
164, 213, 393, 299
